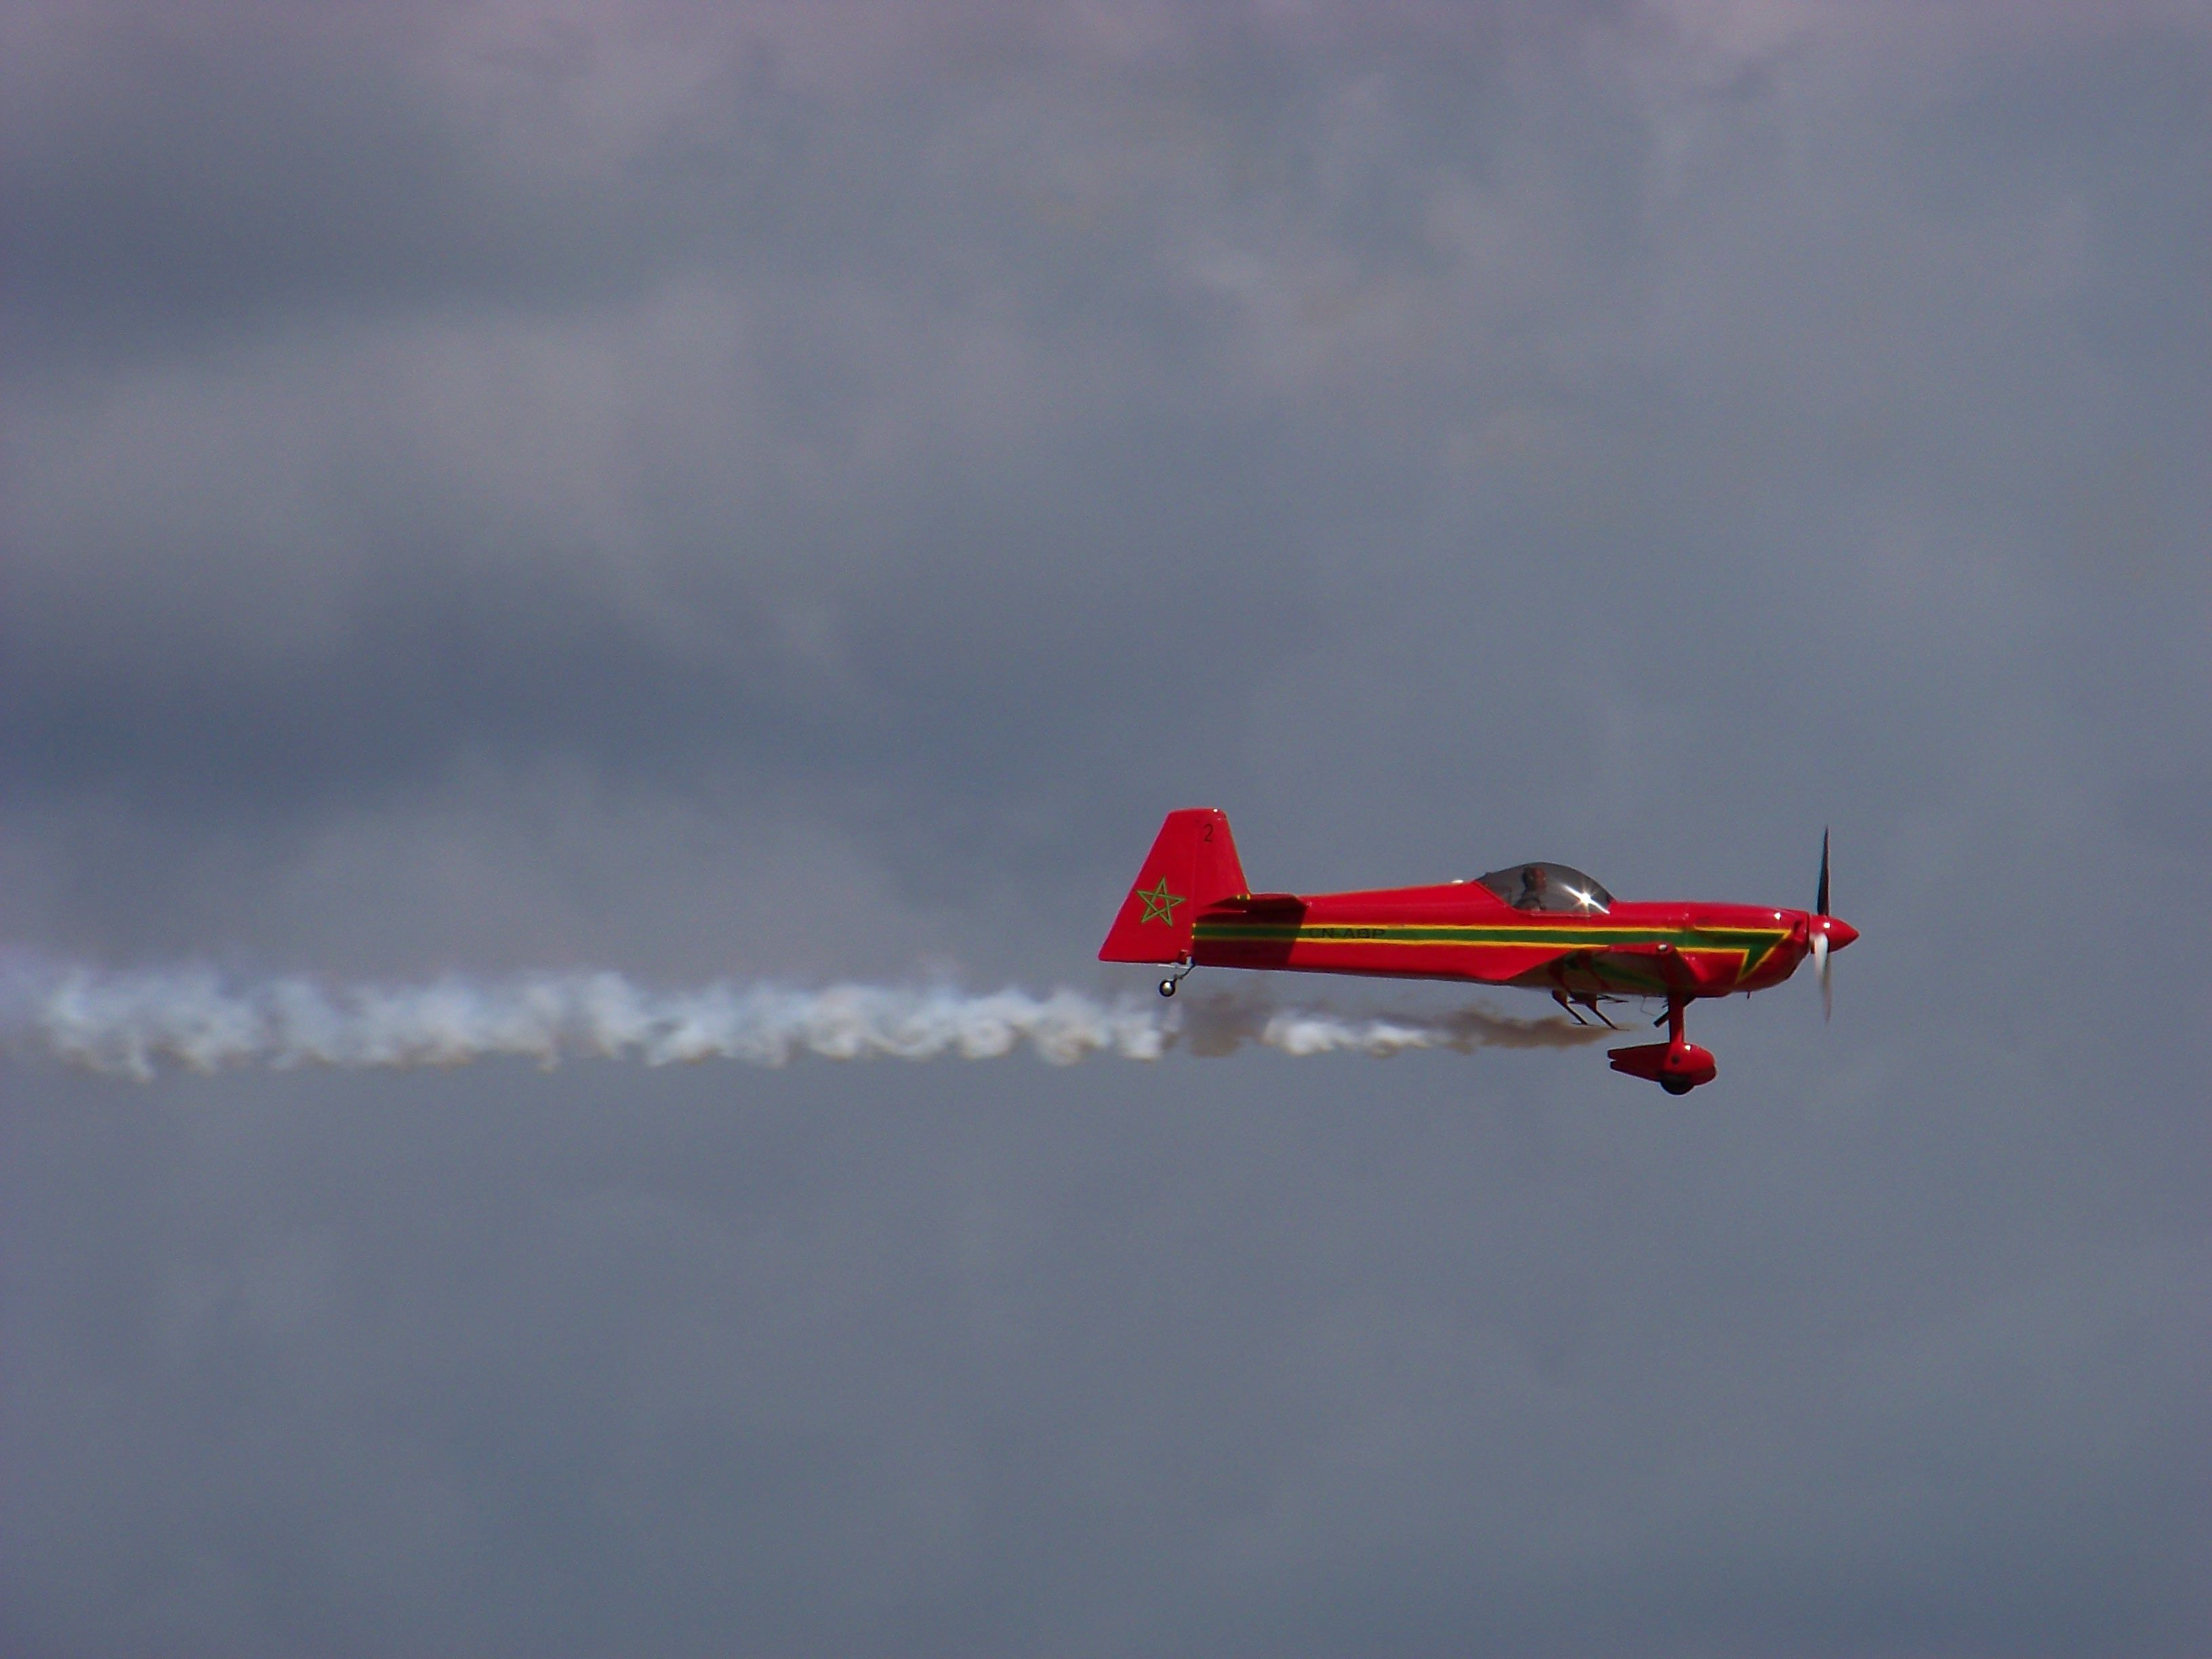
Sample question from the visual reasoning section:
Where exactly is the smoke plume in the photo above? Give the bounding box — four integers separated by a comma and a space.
0, 958, 1611, 1080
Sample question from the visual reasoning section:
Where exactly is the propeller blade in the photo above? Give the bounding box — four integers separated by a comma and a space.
1813, 929, 1832, 1022
1816, 827, 1830, 918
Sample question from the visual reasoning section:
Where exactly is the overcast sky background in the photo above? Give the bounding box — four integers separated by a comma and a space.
3, 1, 2209, 1653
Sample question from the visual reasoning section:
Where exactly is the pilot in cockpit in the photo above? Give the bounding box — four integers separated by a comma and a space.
1479, 861, 1614, 914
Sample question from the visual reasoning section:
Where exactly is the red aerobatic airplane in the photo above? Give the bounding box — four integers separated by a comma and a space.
1100, 808, 1857, 1092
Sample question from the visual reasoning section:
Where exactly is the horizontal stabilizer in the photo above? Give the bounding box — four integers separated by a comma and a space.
1212, 892, 1304, 910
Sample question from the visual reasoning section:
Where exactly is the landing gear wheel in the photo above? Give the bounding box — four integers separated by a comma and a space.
1660, 1075, 1694, 1096
1158, 979, 1179, 998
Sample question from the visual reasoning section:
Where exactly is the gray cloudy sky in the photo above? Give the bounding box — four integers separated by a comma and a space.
3, 1, 2209, 1653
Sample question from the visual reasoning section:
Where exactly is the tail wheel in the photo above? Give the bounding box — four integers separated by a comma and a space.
1158, 979, 1179, 998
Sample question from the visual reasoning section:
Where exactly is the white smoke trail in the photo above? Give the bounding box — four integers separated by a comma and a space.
0, 957, 1609, 1080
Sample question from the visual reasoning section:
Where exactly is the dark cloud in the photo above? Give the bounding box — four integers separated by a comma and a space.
3, 3, 2208, 1654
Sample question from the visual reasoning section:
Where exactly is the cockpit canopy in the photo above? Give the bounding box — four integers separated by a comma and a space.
1477, 862, 1615, 914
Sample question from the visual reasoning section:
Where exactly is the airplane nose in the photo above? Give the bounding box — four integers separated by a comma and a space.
1821, 916, 1859, 951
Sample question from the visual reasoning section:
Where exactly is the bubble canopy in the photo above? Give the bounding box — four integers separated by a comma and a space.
1477, 862, 1615, 914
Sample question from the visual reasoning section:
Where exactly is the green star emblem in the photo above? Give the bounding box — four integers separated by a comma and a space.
1134, 878, 1185, 926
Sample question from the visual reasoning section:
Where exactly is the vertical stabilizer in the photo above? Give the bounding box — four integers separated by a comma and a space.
1098, 808, 1250, 963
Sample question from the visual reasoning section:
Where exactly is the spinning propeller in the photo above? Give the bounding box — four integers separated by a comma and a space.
1807, 829, 1858, 1019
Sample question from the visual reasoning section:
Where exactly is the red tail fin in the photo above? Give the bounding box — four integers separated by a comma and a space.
1099, 808, 1250, 963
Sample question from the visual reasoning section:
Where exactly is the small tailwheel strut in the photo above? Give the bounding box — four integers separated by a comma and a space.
1158, 962, 1194, 998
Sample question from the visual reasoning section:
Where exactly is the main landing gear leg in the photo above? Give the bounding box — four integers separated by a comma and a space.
1658, 996, 1694, 1094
